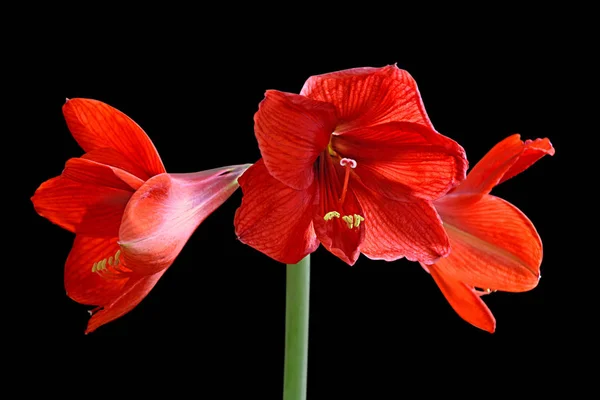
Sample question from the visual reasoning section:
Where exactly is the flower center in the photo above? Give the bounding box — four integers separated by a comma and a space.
92, 249, 132, 279
322, 156, 365, 230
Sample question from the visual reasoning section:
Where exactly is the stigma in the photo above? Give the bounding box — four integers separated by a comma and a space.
339, 158, 357, 169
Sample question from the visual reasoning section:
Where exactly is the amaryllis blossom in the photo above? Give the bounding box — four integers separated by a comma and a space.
235, 65, 468, 265
422, 134, 554, 332
32, 99, 249, 333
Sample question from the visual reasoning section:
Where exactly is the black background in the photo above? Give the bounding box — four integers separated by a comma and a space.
12, 20, 584, 397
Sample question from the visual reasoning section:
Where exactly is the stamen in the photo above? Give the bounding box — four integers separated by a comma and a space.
338, 158, 357, 205
353, 214, 365, 228
327, 145, 337, 157
325, 212, 365, 230
342, 215, 354, 229
91, 249, 129, 278
324, 211, 341, 221
96, 269, 125, 279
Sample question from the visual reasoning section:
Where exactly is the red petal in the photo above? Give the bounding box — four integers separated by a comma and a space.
353, 183, 449, 263
332, 122, 467, 200
499, 138, 555, 184
64, 235, 128, 305
453, 134, 554, 196
428, 264, 496, 333
300, 65, 434, 132
31, 176, 131, 236
254, 90, 337, 190
82, 147, 152, 182
63, 98, 166, 180
234, 160, 319, 264
434, 194, 541, 292
86, 270, 166, 333
119, 165, 249, 275
63, 158, 144, 191
312, 155, 364, 265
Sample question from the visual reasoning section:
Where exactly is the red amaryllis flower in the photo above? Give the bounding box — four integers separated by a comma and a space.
234, 65, 468, 265
32, 99, 249, 333
422, 134, 554, 332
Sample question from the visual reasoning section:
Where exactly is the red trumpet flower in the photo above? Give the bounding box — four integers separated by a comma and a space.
423, 134, 554, 332
235, 65, 468, 265
32, 99, 248, 332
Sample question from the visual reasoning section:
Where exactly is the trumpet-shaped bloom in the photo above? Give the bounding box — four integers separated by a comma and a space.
235, 65, 468, 265
32, 98, 249, 332
423, 134, 554, 332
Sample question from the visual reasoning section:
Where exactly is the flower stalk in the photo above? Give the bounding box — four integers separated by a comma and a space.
283, 255, 310, 400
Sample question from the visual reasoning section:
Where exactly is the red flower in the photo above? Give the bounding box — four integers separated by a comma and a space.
235, 65, 468, 265
32, 99, 249, 333
423, 134, 555, 332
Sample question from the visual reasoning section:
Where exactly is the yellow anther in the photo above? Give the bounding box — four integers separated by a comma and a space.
353, 214, 365, 228
342, 215, 354, 229
325, 212, 364, 229
327, 140, 337, 157
92, 249, 122, 273
324, 211, 341, 221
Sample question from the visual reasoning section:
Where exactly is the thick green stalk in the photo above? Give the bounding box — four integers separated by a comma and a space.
283, 255, 310, 400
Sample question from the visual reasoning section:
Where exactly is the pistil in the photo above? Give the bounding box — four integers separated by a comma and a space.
339, 158, 357, 205
322, 156, 365, 230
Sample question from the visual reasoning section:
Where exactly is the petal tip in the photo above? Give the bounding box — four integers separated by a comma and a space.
421, 253, 446, 266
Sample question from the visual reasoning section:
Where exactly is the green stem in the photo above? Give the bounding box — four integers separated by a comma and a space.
283, 254, 310, 400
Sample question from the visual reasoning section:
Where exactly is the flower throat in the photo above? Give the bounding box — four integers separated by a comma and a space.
322, 143, 365, 229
